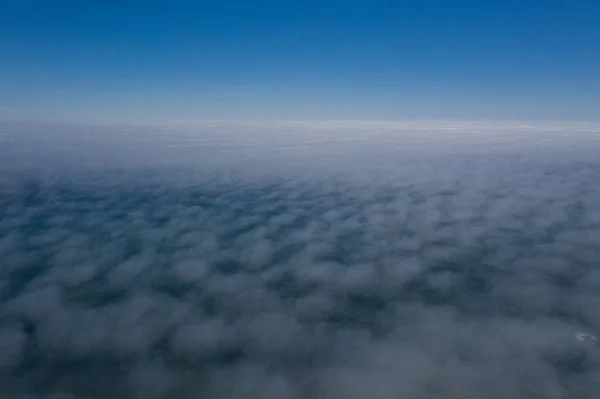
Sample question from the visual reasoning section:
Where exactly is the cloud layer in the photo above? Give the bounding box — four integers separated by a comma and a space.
1, 122, 600, 398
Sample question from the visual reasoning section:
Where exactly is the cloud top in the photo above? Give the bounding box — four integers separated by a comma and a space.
0, 122, 599, 398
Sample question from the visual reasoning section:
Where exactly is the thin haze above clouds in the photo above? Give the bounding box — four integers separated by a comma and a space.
0, 121, 600, 398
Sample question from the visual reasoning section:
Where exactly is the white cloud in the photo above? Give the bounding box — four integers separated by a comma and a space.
0, 122, 600, 398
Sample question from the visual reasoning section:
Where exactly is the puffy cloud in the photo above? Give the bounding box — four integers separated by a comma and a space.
0, 122, 600, 398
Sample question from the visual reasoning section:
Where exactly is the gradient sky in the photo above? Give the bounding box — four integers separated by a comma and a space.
1, 1, 600, 122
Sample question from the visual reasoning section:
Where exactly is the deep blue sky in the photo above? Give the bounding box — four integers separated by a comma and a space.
1, 1, 600, 122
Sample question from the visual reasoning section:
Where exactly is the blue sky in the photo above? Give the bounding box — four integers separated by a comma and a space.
1, 1, 600, 122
